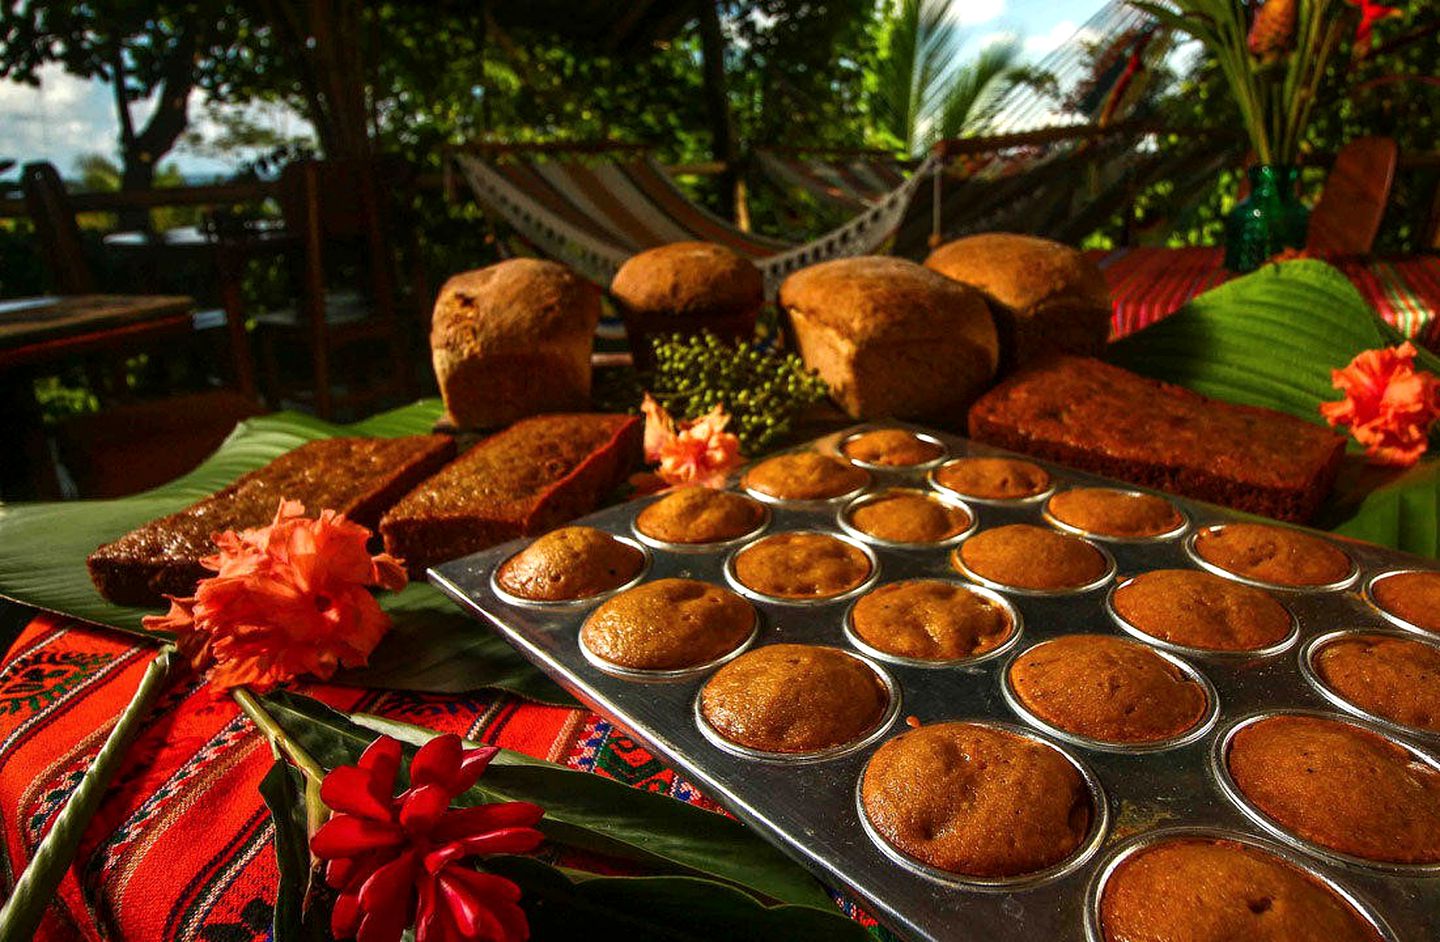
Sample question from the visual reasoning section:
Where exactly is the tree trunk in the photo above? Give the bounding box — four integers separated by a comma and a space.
113, 29, 199, 231
695, 0, 743, 225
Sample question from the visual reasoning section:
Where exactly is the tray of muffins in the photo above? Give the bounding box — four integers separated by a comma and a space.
429, 423, 1440, 942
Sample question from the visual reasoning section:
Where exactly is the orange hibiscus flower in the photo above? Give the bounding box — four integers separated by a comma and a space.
634, 393, 744, 490
143, 499, 407, 691
1320, 342, 1440, 467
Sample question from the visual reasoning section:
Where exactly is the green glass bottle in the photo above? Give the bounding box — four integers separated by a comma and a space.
1224, 165, 1310, 273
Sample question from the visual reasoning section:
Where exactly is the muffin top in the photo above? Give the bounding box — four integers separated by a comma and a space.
848, 491, 971, 544
742, 452, 870, 502
495, 526, 644, 601
700, 644, 888, 753
1313, 633, 1440, 733
957, 524, 1107, 591
850, 580, 1013, 661
933, 456, 1051, 500
843, 429, 944, 467
609, 242, 764, 320
1099, 838, 1382, 942
1371, 570, 1440, 633
635, 486, 765, 545
1193, 523, 1352, 587
1008, 634, 1208, 744
1227, 714, 1440, 864
861, 722, 1091, 877
732, 532, 872, 600
1047, 487, 1183, 539
1111, 569, 1293, 652
581, 578, 755, 671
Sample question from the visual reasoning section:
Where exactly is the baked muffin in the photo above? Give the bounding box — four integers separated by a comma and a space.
1227, 714, 1440, 864
1047, 488, 1182, 539
495, 526, 644, 601
1193, 523, 1352, 587
847, 490, 971, 544
861, 722, 1091, 877
635, 486, 764, 545
742, 452, 869, 502
850, 580, 1013, 661
1099, 837, 1383, 942
1110, 570, 1293, 652
610, 242, 764, 368
699, 644, 888, 753
732, 532, 872, 600
1370, 570, 1440, 634
581, 578, 754, 671
956, 524, 1108, 591
1008, 635, 1208, 744
932, 456, 1050, 500
842, 429, 945, 467
1312, 633, 1440, 733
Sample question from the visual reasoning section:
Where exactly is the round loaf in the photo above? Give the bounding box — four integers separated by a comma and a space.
611, 242, 763, 366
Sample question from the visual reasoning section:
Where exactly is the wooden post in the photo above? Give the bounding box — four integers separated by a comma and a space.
695, 0, 742, 225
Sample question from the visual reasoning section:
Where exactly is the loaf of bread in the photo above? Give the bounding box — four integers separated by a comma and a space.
968, 356, 1346, 522
380, 413, 642, 574
778, 256, 998, 423
610, 242, 764, 367
925, 233, 1111, 371
88, 435, 457, 607
431, 259, 601, 431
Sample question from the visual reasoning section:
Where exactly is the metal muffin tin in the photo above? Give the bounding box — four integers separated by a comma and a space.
431, 423, 1440, 941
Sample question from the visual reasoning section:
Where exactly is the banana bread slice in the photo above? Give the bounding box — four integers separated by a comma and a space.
967, 356, 1345, 522
88, 435, 456, 607
380, 413, 642, 574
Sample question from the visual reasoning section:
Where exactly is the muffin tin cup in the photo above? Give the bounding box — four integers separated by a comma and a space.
692, 651, 902, 765
1102, 577, 1302, 661
1040, 489, 1190, 544
998, 641, 1221, 755
1081, 826, 1401, 942
951, 539, 1117, 598
723, 530, 881, 607
1364, 569, 1440, 636
1183, 525, 1360, 593
630, 499, 772, 555
926, 461, 1056, 507
838, 428, 950, 473
578, 611, 761, 684
855, 720, 1110, 892
1298, 629, 1440, 743
836, 488, 979, 551
741, 478, 872, 511
841, 581, 1023, 670
488, 535, 652, 610
1210, 709, 1440, 876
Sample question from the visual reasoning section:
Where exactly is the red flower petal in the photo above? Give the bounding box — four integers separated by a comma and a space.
454, 745, 500, 793
440, 867, 529, 942
432, 803, 545, 844
359, 736, 403, 784
401, 784, 452, 836
455, 827, 546, 857
321, 765, 397, 822
332, 889, 364, 939
356, 850, 419, 942
311, 814, 404, 859
410, 734, 463, 791
435, 869, 515, 942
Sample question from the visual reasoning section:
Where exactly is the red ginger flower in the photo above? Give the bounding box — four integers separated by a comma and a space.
635, 393, 744, 491
1248, 0, 1298, 63
311, 734, 545, 942
1345, 0, 1402, 60
142, 499, 407, 691
1320, 342, 1440, 467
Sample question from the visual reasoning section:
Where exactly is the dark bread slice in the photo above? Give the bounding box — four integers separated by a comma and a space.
380, 413, 642, 574
88, 435, 456, 607
967, 356, 1345, 522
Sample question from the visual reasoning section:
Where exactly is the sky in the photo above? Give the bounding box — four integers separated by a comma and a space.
0, 0, 1108, 179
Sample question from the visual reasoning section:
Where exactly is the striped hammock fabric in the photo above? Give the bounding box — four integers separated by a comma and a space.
753, 150, 911, 212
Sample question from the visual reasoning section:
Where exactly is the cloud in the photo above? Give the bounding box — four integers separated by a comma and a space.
0, 65, 119, 172
1023, 20, 1101, 59
952, 0, 1007, 27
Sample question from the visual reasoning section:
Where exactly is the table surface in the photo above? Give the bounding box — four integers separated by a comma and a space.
0, 294, 194, 353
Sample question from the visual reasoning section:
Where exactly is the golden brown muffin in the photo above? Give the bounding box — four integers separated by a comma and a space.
1193, 523, 1352, 587
732, 532, 872, 600
1008, 635, 1208, 744
1313, 634, 1440, 733
850, 580, 1013, 661
580, 578, 755, 671
1111, 570, 1293, 652
956, 524, 1107, 591
1047, 488, 1183, 539
742, 452, 870, 502
1227, 714, 1440, 864
495, 526, 644, 601
861, 722, 1091, 877
1099, 838, 1383, 942
1371, 570, 1440, 633
778, 256, 999, 421
842, 429, 945, 467
635, 486, 765, 545
699, 644, 888, 753
848, 491, 971, 544
933, 457, 1051, 500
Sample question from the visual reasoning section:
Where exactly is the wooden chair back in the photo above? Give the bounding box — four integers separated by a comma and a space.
1308, 136, 1398, 256
20, 161, 95, 294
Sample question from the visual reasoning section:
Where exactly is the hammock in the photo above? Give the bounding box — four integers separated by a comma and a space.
752, 149, 912, 212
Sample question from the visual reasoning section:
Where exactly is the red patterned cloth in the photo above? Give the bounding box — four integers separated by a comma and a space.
1098, 247, 1440, 348
0, 615, 883, 940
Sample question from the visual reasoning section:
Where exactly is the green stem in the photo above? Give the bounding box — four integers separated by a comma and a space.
0, 646, 179, 942
232, 687, 328, 785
